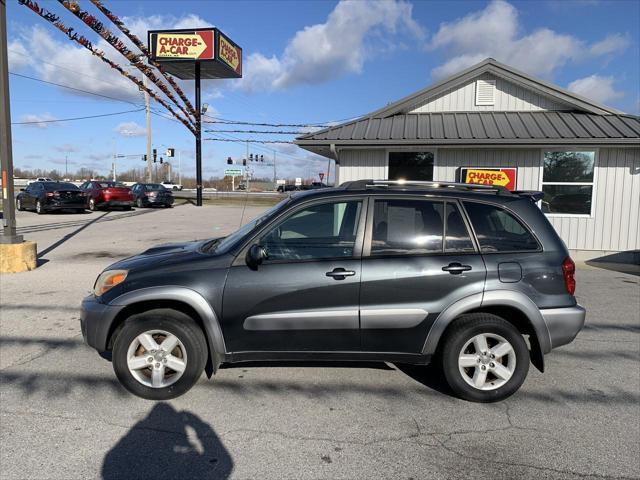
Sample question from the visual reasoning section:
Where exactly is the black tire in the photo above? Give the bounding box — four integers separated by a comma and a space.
439, 313, 529, 403
112, 309, 208, 400
35, 200, 45, 215
16, 198, 24, 211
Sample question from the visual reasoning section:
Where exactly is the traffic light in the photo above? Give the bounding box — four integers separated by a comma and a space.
249, 154, 254, 162
166, 148, 175, 158
227, 157, 233, 165
242, 159, 247, 166
153, 148, 157, 162
260, 155, 264, 162
142, 154, 147, 162
159, 157, 163, 164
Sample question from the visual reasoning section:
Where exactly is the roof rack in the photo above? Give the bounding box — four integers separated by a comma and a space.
341, 179, 512, 195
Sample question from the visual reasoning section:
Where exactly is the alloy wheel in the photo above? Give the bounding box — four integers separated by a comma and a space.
126, 329, 188, 388
36, 200, 42, 214
458, 333, 516, 391
89, 199, 96, 211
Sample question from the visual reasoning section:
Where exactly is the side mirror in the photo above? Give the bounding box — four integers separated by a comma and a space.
246, 244, 267, 270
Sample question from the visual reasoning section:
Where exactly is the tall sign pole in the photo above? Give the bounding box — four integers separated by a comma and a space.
195, 62, 202, 206
0, 0, 22, 244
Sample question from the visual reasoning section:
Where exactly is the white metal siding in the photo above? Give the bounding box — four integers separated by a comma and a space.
336, 149, 387, 185
410, 74, 569, 113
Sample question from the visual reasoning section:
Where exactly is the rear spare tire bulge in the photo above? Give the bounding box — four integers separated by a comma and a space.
440, 313, 529, 403
112, 309, 207, 400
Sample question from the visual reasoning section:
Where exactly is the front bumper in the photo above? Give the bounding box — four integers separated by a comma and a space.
80, 295, 124, 352
541, 305, 586, 349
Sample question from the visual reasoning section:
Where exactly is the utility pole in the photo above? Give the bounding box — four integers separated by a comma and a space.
273, 151, 277, 185
0, 0, 22, 244
65, 153, 68, 179
178, 150, 181, 186
195, 62, 203, 206
245, 140, 250, 191
144, 75, 152, 183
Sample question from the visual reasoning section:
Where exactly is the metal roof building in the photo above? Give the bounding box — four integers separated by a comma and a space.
296, 59, 640, 257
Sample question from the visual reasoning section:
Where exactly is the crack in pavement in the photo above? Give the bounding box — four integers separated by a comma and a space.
0, 333, 83, 371
1, 406, 636, 479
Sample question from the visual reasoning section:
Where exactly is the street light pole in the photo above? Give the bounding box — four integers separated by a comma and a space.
144, 75, 152, 183
0, 0, 22, 244
195, 62, 203, 206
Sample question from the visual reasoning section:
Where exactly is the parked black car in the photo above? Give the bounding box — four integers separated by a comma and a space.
17, 181, 87, 214
81, 180, 585, 402
130, 183, 174, 208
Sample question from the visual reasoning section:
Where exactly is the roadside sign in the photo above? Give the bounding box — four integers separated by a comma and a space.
458, 167, 517, 191
276, 179, 286, 185
224, 168, 243, 177
148, 28, 242, 79
295, 177, 302, 186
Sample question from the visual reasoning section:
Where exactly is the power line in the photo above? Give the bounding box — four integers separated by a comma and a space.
205, 129, 310, 135
12, 107, 145, 124
203, 118, 332, 128
9, 72, 142, 106
205, 137, 297, 145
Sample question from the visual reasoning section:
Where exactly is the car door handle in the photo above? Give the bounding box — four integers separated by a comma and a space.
442, 262, 472, 275
326, 268, 356, 279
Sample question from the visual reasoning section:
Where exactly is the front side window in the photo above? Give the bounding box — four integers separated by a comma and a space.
464, 202, 538, 252
260, 200, 362, 261
541, 151, 595, 215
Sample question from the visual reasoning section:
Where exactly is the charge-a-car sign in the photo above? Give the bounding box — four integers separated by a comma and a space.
155, 31, 214, 60
148, 28, 242, 80
218, 33, 242, 75
459, 167, 518, 191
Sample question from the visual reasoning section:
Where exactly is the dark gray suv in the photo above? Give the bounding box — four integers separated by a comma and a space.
81, 180, 585, 402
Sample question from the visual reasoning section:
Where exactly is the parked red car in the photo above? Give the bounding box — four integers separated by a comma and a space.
79, 181, 134, 211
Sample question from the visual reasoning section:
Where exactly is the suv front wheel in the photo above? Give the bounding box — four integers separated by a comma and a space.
112, 309, 207, 400
440, 313, 529, 403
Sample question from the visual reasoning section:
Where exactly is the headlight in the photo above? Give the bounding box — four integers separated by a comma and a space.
93, 269, 128, 296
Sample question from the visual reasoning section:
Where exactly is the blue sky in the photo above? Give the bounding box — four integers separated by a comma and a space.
7, 0, 640, 182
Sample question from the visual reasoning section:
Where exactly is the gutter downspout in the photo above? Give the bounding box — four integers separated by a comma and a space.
329, 144, 338, 186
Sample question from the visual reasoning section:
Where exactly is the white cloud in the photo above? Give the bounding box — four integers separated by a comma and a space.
115, 121, 146, 137
589, 33, 631, 56
19, 113, 58, 128
568, 75, 624, 104
238, 0, 424, 93
427, 0, 630, 80
54, 144, 81, 153
9, 13, 210, 104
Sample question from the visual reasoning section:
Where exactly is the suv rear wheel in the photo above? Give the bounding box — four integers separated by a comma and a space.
112, 309, 207, 400
440, 313, 529, 402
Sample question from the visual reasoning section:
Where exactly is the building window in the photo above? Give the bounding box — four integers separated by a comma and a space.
541, 151, 595, 215
388, 151, 434, 181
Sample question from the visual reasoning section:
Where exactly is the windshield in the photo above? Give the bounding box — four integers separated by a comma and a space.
212, 199, 289, 253
44, 182, 79, 191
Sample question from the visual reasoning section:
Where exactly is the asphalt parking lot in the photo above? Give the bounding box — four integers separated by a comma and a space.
1, 203, 639, 480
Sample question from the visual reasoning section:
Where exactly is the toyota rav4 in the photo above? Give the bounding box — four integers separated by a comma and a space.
81, 180, 585, 402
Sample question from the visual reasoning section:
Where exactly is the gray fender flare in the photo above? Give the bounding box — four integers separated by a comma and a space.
111, 286, 226, 372
421, 290, 552, 356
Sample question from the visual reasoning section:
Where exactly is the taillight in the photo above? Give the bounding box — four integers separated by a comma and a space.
562, 256, 576, 295
46, 192, 54, 197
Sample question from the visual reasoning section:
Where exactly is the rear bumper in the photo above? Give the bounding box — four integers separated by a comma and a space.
541, 305, 586, 349
80, 295, 124, 352
44, 200, 86, 210
98, 199, 134, 208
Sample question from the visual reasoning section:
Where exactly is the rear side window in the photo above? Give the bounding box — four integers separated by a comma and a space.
463, 202, 538, 252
